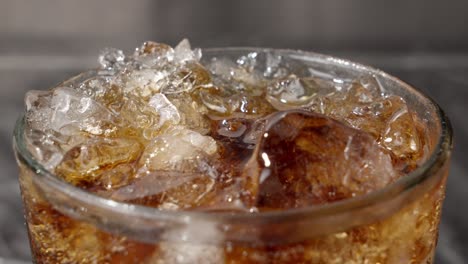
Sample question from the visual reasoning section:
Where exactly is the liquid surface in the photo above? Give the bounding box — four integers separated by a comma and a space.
24, 39, 426, 212
19, 40, 445, 264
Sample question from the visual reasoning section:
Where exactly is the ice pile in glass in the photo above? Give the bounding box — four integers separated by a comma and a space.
24, 39, 427, 212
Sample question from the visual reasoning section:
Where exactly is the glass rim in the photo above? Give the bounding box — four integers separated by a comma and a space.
13, 47, 453, 224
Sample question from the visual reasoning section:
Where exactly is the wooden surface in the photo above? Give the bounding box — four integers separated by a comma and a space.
0, 52, 466, 263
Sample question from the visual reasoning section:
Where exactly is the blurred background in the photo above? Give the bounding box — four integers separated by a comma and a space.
1, 0, 467, 263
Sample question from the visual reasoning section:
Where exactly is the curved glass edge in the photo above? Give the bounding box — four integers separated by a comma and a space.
13, 48, 454, 226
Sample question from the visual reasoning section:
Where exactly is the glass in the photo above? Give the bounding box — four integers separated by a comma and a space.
14, 48, 453, 263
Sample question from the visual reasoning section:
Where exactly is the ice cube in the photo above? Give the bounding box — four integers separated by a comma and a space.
106, 171, 201, 201
201, 88, 274, 118
25, 90, 53, 131
139, 127, 217, 172
266, 75, 317, 109
378, 96, 423, 163
167, 94, 211, 134
98, 47, 125, 70
179, 129, 218, 155
133, 41, 175, 69
98, 163, 136, 191
346, 78, 381, 104
26, 87, 117, 136
96, 83, 126, 113
161, 62, 211, 94
208, 58, 265, 89
24, 129, 64, 170
329, 94, 422, 166
118, 95, 162, 138
180, 62, 212, 89
152, 242, 224, 264
313, 80, 380, 125
49, 87, 116, 136
123, 69, 170, 97
129, 172, 216, 209
235, 94, 275, 118
199, 88, 234, 114
242, 110, 397, 209
264, 53, 288, 78
174, 39, 201, 63
111, 127, 219, 208
359, 75, 385, 96
148, 218, 224, 262
303, 76, 423, 168
76, 76, 113, 100
55, 137, 142, 186
135, 41, 174, 58
148, 93, 181, 128
25, 89, 49, 111
208, 58, 237, 80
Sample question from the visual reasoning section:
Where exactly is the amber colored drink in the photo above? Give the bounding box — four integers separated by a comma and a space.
14, 41, 452, 263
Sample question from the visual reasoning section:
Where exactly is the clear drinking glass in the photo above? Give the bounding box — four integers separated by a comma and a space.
14, 48, 453, 263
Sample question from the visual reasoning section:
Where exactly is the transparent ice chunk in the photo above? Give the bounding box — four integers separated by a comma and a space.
378, 96, 423, 161
199, 88, 233, 114
139, 127, 217, 172
167, 95, 211, 134
49, 87, 115, 135
264, 53, 288, 78
153, 242, 224, 264
24, 129, 64, 170
302, 75, 424, 167
56, 137, 142, 186
242, 110, 397, 208
266, 74, 316, 109
98, 47, 125, 70
174, 39, 201, 63
98, 163, 136, 190
123, 69, 170, 97
104, 128, 219, 208
148, 93, 181, 128
135, 41, 174, 58
25, 90, 53, 131
125, 171, 217, 209
208, 58, 264, 89
133, 41, 175, 69
106, 171, 200, 201
160, 63, 211, 94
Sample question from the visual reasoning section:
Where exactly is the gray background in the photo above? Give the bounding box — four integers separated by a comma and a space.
1, 1, 467, 263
